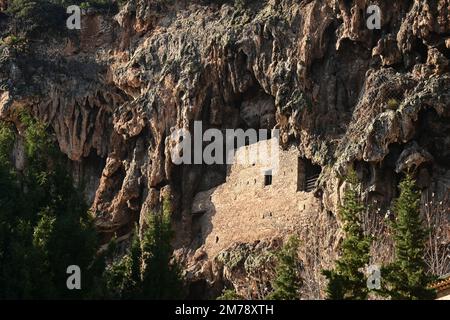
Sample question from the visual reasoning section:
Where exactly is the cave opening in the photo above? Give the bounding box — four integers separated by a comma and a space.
191, 210, 206, 248
412, 37, 429, 64
189, 73, 278, 248
70, 149, 107, 205
354, 160, 372, 184
371, 143, 405, 206
415, 108, 450, 168
439, 42, 450, 60
196, 79, 276, 193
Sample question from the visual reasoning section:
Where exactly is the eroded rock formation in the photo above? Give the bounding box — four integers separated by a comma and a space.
0, 0, 449, 298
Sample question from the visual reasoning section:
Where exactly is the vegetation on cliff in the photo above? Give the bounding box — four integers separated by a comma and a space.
0, 113, 99, 298
0, 114, 183, 299
322, 170, 372, 300
0, 0, 448, 300
6, 0, 67, 35
104, 198, 184, 299
5, 0, 120, 37
381, 175, 436, 300
322, 171, 436, 300
268, 235, 302, 300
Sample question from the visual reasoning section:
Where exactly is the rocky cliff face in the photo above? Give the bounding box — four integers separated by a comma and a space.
1, 0, 449, 298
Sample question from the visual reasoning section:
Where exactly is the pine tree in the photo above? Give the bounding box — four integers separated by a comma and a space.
141, 198, 184, 299
381, 175, 435, 300
0, 115, 100, 298
268, 235, 302, 300
105, 198, 184, 299
322, 169, 371, 300
104, 230, 142, 299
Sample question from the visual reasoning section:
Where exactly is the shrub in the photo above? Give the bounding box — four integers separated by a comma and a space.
268, 236, 302, 300
7, 0, 66, 36
0, 121, 14, 166
217, 289, 243, 300
104, 198, 185, 299
0, 113, 100, 299
386, 98, 399, 110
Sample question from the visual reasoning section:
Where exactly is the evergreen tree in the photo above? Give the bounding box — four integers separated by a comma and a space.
381, 175, 435, 300
322, 170, 371, 300
103, 232, 142, 299
268, 235, 302, 300
141, 198, 184, 299
105, 198, 184, 299
0, 114, 100, 299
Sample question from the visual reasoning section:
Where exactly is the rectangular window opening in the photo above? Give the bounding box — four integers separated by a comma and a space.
264, 170, 273, 186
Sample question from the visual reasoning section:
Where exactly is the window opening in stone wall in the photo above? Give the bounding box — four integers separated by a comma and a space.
264, 170, 273, 186
297, 157, 321, 192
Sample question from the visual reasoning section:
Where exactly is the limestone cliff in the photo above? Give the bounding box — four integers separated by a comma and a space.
0, 0, 449, 298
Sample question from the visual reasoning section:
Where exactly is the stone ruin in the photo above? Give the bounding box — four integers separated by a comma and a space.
191, 138, 322, 258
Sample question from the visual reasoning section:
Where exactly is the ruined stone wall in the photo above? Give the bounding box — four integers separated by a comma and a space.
192, 139, 322, 258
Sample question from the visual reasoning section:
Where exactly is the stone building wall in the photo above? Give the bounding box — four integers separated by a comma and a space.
192, 138, 322, 258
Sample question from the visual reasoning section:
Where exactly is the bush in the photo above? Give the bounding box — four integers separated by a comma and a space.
78, 0, 119, 11
268, 236, 302, 300
0, 35, 24, 47
386, 98, 399, 110
217, 289, 243, 300
0, 113, 100, 299
7, 0, 66, 36
0, 121, 14, 166
104, 198, 185, 299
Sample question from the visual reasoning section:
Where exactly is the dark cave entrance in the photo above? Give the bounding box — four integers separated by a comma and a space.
196, 78, 276, 193
415, 108, 450, 169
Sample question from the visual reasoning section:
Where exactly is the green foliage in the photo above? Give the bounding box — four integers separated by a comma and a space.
381, 175, 436, 300
0, 114, 185, 299
0, 35, 26, 49
387, 98, 399, 110
104, 233, 141, 299
140, 199, 184, 299
79, 2, 90, 9
104, 198, 184, 299
0, 114, 100, 299
322, 169, 372, 300
6, 0, 120, 37
234, 0, 247, 11
268, 236, 302, 300
217, 289, 243, 300
76, 0, 119, 11
7, 0, 67, 36
0, 121, 14, 166
19, 111, 52, 158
